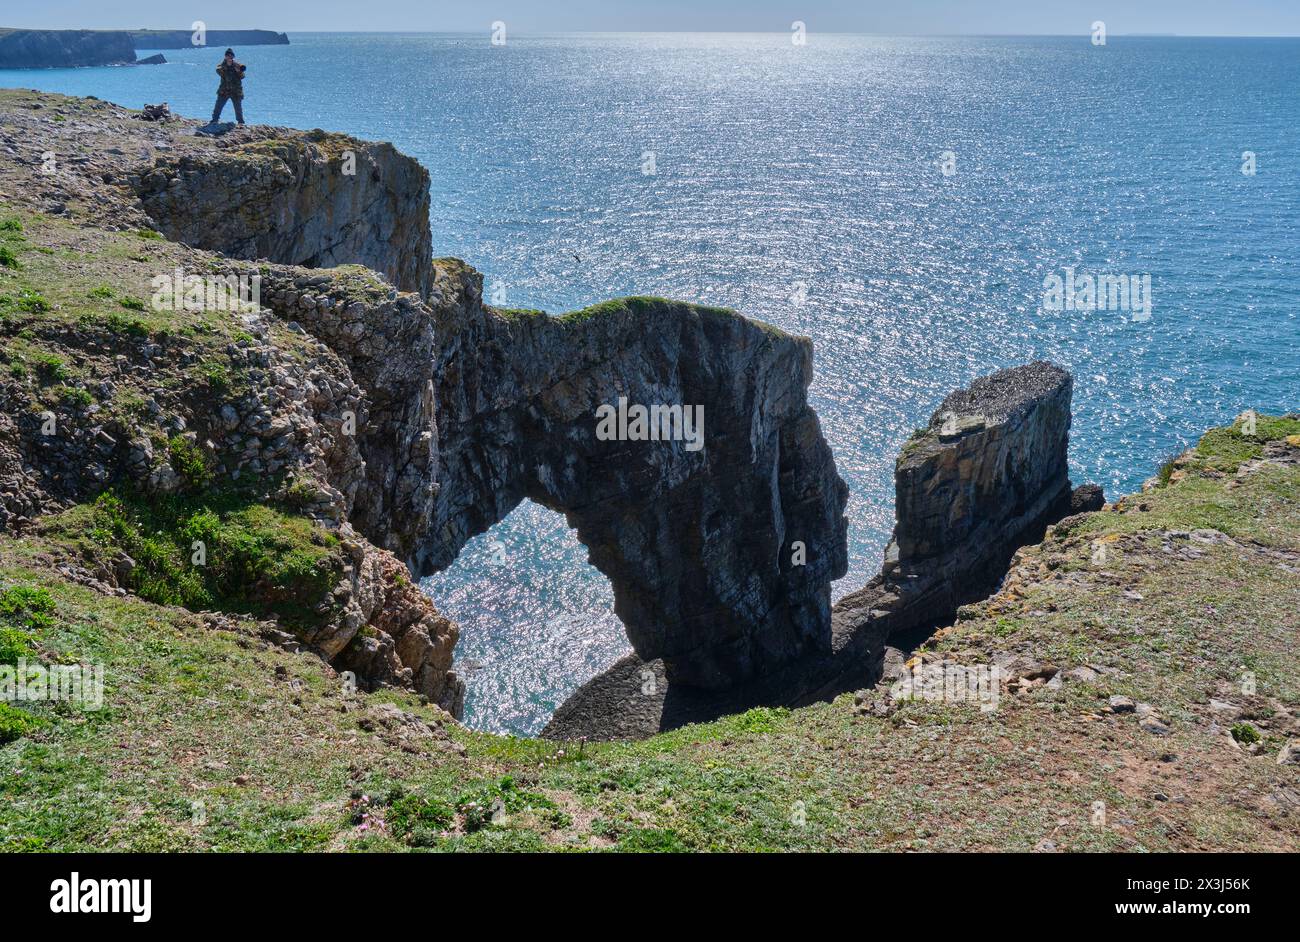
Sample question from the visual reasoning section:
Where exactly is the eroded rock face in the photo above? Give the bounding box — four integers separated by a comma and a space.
425, 262, 849, 689
132, 132, 433, 297
324, 541, 462, 717
249, 266, 439, 563
546, 362, 1092, 739
885, 362, 1074, 588
832, 362, 1082, 655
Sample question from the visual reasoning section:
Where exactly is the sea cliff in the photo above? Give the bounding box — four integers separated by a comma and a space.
0, 89, 1296, 852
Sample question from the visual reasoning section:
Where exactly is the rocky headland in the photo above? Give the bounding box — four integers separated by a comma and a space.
0, 28, 287, 69
0, 89, 849, 721
0, 89, 1296, 853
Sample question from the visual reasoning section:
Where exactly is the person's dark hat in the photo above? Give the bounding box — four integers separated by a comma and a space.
224, 48, 235, 56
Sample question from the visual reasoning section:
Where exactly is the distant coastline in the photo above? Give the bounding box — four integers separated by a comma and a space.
0, 27, 288, 69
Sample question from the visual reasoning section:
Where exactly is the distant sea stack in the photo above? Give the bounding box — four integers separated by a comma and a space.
0, 28, 288, 69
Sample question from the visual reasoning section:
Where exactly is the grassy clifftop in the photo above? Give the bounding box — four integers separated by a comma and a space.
2, 412, 1296, 851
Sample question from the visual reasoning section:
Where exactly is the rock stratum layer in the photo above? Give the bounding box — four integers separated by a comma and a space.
133, 132, 434, 298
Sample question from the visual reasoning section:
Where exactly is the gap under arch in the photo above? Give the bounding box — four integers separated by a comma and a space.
421, 498, 630, 736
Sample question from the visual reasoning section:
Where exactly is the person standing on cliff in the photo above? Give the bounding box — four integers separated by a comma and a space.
211, 48, 246, 125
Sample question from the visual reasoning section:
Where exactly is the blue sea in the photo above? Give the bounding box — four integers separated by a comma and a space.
7, 32, 1297, 734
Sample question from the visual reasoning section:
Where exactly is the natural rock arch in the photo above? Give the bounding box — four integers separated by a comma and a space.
420, 262, 849, 690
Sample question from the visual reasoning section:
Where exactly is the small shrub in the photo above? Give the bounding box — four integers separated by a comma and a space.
168, 436, 212, 492
0, 289, 49, 316
135, 229, 163, 240
0, 218, 22, 232
456, 777, 554, 833
88, 285, 115, 300
0, 627, 35, 666
992, 616, 1018, 637
118, 296, 147, 312
734, 705, 789, 734
0, 245, 19, 269
387, 790, 455, 842
282, 477, 317, 511
32, 353, 67, 384
60, 386, 93, 409
0, 585, 58, 631
104, 311, 148, 337
1231, 722, 1262, 745
0, 703, 43, 745
199, 362, 230, 392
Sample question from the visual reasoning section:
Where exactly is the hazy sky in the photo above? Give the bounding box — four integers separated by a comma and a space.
14, 0, 1300, 36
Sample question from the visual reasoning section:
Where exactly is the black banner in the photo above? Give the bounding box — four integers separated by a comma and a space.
0, 852, 1278, 928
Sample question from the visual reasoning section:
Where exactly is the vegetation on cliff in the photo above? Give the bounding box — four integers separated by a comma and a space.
1, 412, 1295, 851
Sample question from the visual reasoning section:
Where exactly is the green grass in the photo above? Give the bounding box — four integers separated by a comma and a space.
0, 703, 42, 746
0, 288, 51, 316
31, 352, 67, 384
40, 487, 343, 628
